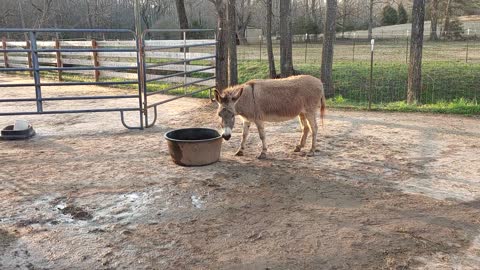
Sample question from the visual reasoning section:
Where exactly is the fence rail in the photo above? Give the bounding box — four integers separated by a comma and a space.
0, 37, 215, 87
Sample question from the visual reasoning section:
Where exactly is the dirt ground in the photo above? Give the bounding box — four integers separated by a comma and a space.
1, 74, 480, 270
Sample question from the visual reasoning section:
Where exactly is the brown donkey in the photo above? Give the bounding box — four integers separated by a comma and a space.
214, 75, 326, 159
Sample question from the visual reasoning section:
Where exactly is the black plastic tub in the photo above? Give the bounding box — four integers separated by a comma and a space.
164, 128, 222, 166
1, 125, 36, 140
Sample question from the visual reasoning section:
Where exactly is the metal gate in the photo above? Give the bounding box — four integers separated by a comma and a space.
140, 29, 217, 128
0, 28, 216, 129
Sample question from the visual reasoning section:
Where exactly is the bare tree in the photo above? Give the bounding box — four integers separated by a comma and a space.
321, 0, 337, 98
139, 0, 173, 30
310, 0, 317, 19
442, 0, 452, 37
429, 0, 439, 40
0, 1, 15, 29
368, 0, 374, 40
228, 0, 238, 85
279, 0, 294, 77
29, 0, 54, 28
84, 0, 94, 29
407, 0, 426, 104
366, 0, 383, 40
265, 0, 277, 78
236, 0, 257, 45
338, 0, 357, 38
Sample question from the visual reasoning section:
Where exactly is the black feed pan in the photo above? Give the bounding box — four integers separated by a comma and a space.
1, 125, 36, 140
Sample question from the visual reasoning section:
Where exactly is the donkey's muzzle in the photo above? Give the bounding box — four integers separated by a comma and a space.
222, 134, 231, 141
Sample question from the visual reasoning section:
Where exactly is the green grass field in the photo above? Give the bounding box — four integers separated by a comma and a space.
236, 61, 480, 115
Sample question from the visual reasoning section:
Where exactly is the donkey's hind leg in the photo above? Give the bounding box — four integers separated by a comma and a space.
305, 111, 318, 157
294, 113, 309, 152
255, 121, 268, 160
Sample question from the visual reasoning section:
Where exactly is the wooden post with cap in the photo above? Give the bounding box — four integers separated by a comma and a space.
55, 38, 63, 81
2, 36, 9, 68
91, 39, 100, 82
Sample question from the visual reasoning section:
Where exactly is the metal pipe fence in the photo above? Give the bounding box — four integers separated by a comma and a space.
0, 28, 217, 129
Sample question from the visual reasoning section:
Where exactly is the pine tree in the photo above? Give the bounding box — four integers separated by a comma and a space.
382, 5, 398, 26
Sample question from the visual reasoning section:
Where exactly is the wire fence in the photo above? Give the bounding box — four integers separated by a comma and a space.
236, 31, 480, 105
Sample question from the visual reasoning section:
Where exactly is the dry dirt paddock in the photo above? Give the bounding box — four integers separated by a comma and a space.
1, 74, 480, 270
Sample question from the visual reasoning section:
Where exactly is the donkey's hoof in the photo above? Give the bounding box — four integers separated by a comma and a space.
257, 153, 267, 160
306, 151, 315, 157
235, 150, 244, 156
294, 145, 302, 152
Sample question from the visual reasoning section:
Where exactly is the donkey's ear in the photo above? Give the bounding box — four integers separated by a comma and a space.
232, 87, 244, 102
214, 90, 222, 103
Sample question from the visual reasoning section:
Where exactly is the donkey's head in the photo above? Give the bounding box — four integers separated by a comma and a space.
214, 87, 244, 140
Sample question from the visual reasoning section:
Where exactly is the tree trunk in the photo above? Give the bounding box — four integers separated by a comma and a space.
442, 0, 452, 37
85, 0, 93, 29
266, 0, 277, 78
214, 1, 228, 92
316, 1, 323, 33
321, 0, 337, 98
175, 0, 189, 40
311, 0, 316, 19
407, 0, 426, 104
228, 0, 238, 86
341, 2, 346, 39
237, 24, 248, 45
368, 0, 373, 40
18, 1, 28, 40
175, 0, 189, 30
280, 0, 294, 77
430, 0, 439, 40
305, 0, 309, 18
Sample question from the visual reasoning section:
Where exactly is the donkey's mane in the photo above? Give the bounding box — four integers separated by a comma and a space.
223, 82, 254, 96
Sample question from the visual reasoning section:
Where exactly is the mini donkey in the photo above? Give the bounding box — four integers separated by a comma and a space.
214, 75, 326, 159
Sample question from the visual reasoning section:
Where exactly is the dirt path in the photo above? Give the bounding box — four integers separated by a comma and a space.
1, 74, 480, 269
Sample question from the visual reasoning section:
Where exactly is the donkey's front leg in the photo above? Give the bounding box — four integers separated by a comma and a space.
235, 120, 251, 156
255, 121, 267, 159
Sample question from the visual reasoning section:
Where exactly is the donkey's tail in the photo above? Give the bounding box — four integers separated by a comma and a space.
320, 95, 326, 127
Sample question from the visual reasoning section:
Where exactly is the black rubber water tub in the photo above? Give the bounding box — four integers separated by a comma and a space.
1, 125, 35, 140
164, 128, 222, 166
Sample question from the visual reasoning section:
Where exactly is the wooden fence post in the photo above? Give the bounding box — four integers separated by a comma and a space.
55, 39, 63, 81
2, 36, 9, 68
91, 39, 100, 81
26, 40, 33, 77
